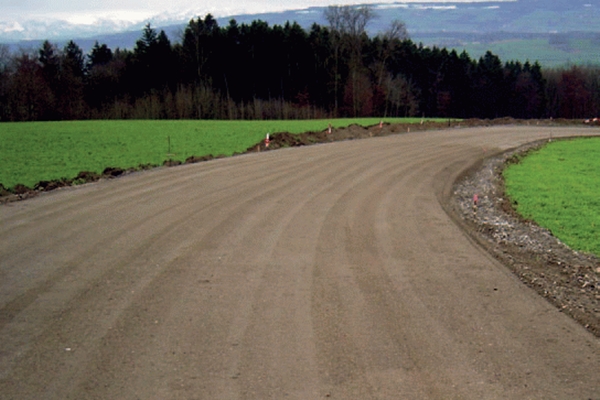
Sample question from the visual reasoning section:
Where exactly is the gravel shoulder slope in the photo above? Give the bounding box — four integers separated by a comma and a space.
450, 138, 600, 337
0, 125, 598, 399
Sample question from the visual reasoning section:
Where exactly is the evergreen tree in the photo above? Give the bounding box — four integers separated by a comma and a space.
0, 44, 11, 120
59, 41, 87, 119
474, 51, 505, 118
3, 12, 600, 121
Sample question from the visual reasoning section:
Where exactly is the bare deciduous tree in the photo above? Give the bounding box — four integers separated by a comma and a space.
324, 5, 375, 116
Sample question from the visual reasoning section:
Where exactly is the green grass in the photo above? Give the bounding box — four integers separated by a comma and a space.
454, 38, 600, 68
415, 36, 600, 67
0, 118, 441, 189
503, 137, 600, 256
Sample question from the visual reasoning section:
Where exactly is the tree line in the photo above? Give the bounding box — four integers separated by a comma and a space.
0, 6, 599, 122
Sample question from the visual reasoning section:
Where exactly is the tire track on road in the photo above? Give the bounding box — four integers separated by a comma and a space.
0, 148, 363, 396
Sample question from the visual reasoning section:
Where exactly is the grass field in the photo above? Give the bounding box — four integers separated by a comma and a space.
503, 137, 600, 256
455, 38, 600, 68
0, 118, 438, 189
414, 36, 600, 68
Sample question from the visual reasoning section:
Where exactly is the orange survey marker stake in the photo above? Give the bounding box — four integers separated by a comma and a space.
265, 133, 270, 148
379, 120, 383, 128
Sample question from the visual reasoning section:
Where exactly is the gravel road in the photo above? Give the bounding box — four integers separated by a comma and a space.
1, 126, 598, 399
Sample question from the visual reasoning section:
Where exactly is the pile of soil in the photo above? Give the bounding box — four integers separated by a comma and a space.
245, 117, 592, 152
0, 164, 155, 203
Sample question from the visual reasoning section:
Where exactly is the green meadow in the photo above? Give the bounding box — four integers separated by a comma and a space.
451, 38, 600, 68
0, 118, 435, 189
503, 137, 600, 256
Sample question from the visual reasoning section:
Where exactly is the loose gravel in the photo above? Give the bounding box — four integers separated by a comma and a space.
452, 140, 600, 337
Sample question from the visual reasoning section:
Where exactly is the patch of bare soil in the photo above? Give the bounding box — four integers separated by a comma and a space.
451, 142, 600, 337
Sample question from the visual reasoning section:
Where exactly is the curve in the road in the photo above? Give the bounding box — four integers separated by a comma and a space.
1, 126, 599, 399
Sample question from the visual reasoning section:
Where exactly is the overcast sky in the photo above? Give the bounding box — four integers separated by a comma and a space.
1, 1, 382, 23
0, 0, 503, 24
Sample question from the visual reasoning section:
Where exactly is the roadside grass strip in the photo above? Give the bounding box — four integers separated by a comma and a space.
0, 118, 442, 189
504, 137, 600, 256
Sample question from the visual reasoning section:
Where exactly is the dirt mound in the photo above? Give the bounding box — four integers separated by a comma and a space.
245, 119, 461, 153
1, 164, 155, 203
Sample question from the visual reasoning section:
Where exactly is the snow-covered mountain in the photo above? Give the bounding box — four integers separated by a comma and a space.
1, 0, 598, 50
0, 10, 204, 43
0, 0, 313, 42
0, 19, 137, 42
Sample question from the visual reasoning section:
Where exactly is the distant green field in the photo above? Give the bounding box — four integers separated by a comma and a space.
416, 36, 600, 67
0, 118, 439, 189
454, 38, 600, 67
504, 138, 600, 256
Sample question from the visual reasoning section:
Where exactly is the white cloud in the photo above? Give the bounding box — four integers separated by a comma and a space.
0, 21, 25, 33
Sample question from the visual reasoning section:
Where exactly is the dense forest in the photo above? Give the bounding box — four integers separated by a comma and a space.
0, 6, 599, 121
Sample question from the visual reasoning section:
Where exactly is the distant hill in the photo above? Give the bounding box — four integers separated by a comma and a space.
3, 0, 600, 67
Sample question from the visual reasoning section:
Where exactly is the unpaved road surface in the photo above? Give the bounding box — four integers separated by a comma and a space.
1, 126, 599, 399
